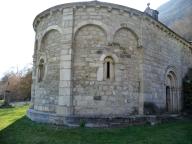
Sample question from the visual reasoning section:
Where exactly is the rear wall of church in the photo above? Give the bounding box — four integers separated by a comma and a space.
72, 7, 143, 116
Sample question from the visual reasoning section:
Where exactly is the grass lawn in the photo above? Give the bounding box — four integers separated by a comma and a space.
0, 106, 192, 144
0, 105, 29, 130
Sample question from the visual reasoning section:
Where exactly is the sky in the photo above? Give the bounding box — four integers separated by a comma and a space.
0, 0, 169, 78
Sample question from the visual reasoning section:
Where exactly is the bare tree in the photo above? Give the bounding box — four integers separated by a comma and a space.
0, 68, 32, 103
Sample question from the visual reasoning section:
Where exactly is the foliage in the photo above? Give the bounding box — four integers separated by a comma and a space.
0, 68, 32, 102
0, 100, 3, 103
144, 102, 162, 115
0, 100, 12, 108
0, 100, 4, 105
182, 68, 192, 114
79, 119, 86, 128
0, 106, 192, 144
18, 70, 32, 101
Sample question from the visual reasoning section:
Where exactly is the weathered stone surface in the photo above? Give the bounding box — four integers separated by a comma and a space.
27, 108, 181, 127
29, 1, 192, 126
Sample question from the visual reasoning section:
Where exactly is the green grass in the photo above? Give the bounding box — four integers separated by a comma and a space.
0, 105, 29, 130
0, 106, 192, 144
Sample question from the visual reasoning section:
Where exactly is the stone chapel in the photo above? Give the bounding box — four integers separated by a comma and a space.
27, 1, 192, 127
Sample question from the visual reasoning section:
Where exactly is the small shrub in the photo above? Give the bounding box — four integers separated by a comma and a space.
130, 107, 138, 115
183, 68, 192, 114
144, 102, 160, 115
0, 100, 12, 108
79, 119, 86, 128
0, 100, 4, 105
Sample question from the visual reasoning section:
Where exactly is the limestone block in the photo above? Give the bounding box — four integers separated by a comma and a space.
63, 28, 73, 34
58, 96, 70, 106
63, 34, 73, 42
59, 81, 71, 88
61, 55, 72, 61
63, 12, 73, 16
56, 105, 70, 116
63, 8, 72, 13
60, 69, 71, 81
59, 87, 71, 96
60, 61, 72, 69
61, 49, 69, 55
48, 57, 57, 63
60, 43, 71, 49
64, 21, 73, 28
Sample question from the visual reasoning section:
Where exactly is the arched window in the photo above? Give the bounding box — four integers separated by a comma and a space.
104, 56, 114, 80
38, 59, 45, 82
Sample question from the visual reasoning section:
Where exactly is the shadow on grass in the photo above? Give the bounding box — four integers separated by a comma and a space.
0, 116, 85, 144
0, 116, 192, 144
0, 116, 25, 143
0, 105, 29, 131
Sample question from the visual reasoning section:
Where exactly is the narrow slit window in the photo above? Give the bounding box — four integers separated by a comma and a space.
104, 56, 114, 81
38, 59, 45, 82
107, 61, 110, 79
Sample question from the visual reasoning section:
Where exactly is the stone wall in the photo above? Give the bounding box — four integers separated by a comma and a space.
142, 20, 181, 110
141, 18, 192, 112
72, 6, 143, 115
30, 1, 192, 120
33, 29, 62, 113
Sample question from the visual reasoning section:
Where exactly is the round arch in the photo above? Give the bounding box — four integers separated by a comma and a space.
113, 27, 139, 48
39, 26, 62, 51
165, 66, 179, 87
36, 54, 47, 83
100, 53, 119, 63
114, 27, 139, 41
165, 66, 179, 112
74, 20, 109, 42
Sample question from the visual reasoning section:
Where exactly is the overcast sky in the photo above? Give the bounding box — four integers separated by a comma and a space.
0, 0, 169, 78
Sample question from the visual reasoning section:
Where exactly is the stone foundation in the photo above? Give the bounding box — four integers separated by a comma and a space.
27, 108, 180, 127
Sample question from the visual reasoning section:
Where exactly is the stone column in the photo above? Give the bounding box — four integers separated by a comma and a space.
31, 54, 36, 107
56, 8, 74, 116
138, 17, 144, 115
31, 39, 38, 108
170, 87, 174, 112
138, 62, 144, 115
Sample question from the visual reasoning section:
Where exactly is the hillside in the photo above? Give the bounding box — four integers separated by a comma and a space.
158, 0, 192, 41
